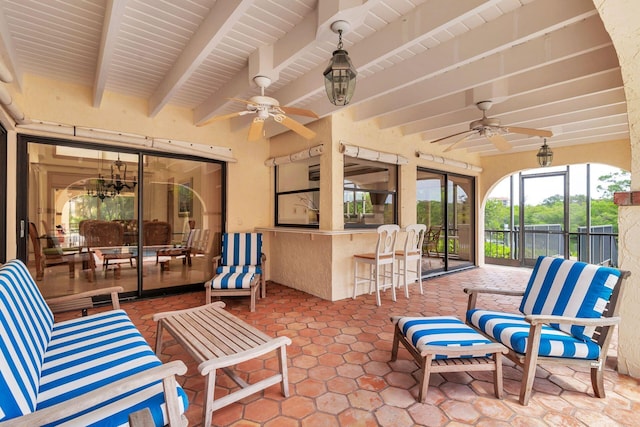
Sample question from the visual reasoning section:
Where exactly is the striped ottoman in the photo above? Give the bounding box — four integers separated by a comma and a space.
207, 272, 259, 312
390, 316, 508, 402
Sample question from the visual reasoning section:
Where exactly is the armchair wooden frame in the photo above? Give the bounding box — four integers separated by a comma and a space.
465, 268, 630, 405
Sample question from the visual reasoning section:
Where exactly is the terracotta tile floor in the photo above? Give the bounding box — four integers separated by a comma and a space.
61, 264, 640, 426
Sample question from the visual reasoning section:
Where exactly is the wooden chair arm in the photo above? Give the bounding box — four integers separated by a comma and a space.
464, 287, 524, 311
46, 286, 124, 310
0, 361, 188, 427
212, 255, 221, 268
463, 287, 525, 297
525, 314, 621, 327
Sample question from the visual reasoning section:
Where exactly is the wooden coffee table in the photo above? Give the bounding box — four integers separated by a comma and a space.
153, 302, 291, 427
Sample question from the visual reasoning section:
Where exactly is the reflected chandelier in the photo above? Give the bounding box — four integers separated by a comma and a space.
87, 154, 137, 201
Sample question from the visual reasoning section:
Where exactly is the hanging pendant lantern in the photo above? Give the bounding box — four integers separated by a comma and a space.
323, 21, 357, 106
536, 139, 553, 167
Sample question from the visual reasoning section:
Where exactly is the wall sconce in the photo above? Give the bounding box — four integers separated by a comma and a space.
323, 20, 357, 106
536, 139, 553, 167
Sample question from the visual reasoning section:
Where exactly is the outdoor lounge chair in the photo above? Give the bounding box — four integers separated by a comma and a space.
465, 256, 630, 405
206, 232, 266, 311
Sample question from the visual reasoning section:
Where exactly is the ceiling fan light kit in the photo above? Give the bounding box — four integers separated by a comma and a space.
537, 138, 554, 167
324, 20, 357, 106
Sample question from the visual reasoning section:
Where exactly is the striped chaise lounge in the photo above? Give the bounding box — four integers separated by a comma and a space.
0, 259, 188, 426
465, 256, 630, 405
206, 232, 266, 312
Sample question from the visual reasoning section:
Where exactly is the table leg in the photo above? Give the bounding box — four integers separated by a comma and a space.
155, 320, 164, 356
278, 345, 289, 397
203, 370, 217, 427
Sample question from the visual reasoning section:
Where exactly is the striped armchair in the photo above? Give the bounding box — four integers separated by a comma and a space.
206, 233, 266, 311
0, 259, 188, 426
465, 256, 630, 405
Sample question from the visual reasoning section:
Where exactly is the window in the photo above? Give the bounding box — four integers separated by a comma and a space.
276, 158, 319, 227
344, 157, 397, 228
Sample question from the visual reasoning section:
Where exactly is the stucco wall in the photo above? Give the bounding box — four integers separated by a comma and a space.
594, 0, 640, 377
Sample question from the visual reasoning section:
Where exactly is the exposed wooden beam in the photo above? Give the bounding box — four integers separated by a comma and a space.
149, 0, 254, 117
93, 0, 128, 108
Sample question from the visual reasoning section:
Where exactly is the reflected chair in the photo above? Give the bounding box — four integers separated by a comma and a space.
423, 226, 442, 267
465, 256, 630, 405
395, 224, 427, 298
206, 233, 266, 312
28, 222, 75, 281
83, 220, 134, 279
189, 229, 211, 259
144, 221, 172, 246
353, 224, 400, 306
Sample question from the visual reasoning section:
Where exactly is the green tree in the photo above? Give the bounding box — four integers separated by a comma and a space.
484, 199, 510, 230
597, 170, 631, 199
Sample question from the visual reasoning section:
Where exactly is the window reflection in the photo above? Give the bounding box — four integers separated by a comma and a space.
26, 141, 223, 298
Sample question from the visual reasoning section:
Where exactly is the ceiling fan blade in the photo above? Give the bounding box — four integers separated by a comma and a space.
279, 106, 319, 119
274, 114, 317, 140
228, 97, 257, 106
430, 129, 475, 145
487, 133, 512, 151
504, 126, 552, 138
197, 110, 253, 126
443, 132, 475, 152
247, 117, 265, 141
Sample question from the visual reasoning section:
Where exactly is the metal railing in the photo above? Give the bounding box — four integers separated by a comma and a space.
485, 225, 618, 266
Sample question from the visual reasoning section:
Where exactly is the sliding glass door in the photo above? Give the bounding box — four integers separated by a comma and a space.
417, 168, 475, 274
17, 135, 224, 299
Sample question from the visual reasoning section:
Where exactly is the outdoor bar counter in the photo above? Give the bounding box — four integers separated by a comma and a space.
256, 227, 392, 301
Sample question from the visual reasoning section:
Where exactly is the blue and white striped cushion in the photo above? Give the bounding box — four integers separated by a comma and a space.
397, 316, 494, 360
519, 256, 620, 341
0, 259, 54, 420
216, 265, 261, 275
467, 309, 601, 359
37, 310, 188, 427
221, 233, 262, 267
211, 272, 255, 290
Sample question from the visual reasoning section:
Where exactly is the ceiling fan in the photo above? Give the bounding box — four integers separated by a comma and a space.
430, 101, 553, 152
199, 75, 319, 141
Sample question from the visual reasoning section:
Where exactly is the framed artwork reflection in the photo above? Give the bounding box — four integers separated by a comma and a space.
178, 179, 193, 217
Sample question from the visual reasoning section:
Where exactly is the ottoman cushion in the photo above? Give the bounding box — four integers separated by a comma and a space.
397, 316, 494, 360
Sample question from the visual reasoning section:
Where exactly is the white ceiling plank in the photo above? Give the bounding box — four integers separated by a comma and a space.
272, 0, 501, 108
402, 66, 623, 136
148, 0, 255, 117
349, 15, 611, 122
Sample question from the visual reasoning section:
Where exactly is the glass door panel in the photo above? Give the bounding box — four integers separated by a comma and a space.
26, 143, 140, 297
447, 175, 474, 269
141, 156, 222, 292
417, 170, 445, 273
520, 173, 567, 266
